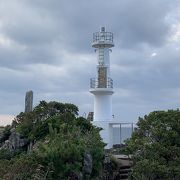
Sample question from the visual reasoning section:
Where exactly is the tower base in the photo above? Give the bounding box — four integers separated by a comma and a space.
92, 121, 113, 149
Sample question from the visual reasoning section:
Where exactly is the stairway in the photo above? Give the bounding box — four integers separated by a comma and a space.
119, 165, 131, 179
112, 154, 132, 180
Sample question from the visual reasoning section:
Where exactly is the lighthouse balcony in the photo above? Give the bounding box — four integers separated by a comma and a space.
90, 77, 113, 89
92, 31, 114, 48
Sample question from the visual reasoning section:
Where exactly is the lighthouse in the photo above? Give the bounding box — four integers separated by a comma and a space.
90, 27, 114, 149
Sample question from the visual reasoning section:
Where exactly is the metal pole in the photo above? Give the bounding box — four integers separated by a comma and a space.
120, 123, 122, 144
132, 123, 134, 133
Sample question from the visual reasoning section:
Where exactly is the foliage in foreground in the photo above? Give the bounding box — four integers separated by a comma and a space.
125, 110, 180, 180
0, 101, 105, 179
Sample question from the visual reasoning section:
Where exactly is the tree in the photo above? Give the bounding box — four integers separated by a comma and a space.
125, 110, 180, 180
13, 101, 79, 141
0, 125, 11, 144
0, 101, 105, 179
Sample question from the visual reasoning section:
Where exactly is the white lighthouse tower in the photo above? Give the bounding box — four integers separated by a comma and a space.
90, 27, 114, 149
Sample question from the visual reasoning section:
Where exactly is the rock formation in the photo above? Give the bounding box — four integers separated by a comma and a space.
25, 90, 33, 113
1, 128, 28, 152
82, 152, 92, 178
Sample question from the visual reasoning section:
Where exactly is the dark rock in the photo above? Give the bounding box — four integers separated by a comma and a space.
1, 128, 28, 152
103, 155, 113, 179
82, 152, 92, 177
113, 144, 126, 149
69, 172, 83, 180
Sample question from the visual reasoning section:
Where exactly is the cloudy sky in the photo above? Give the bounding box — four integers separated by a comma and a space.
0, 0, 180, 126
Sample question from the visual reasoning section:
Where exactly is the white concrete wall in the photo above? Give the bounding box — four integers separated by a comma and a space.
93, 94, 112, 121
92, 121, 113, 149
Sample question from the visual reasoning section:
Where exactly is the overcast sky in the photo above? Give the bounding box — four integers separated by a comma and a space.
0, 0, 180, 126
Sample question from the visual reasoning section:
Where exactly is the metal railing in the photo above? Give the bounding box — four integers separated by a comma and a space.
93, 32, 113, 43
112, 123, 136, 145
90, 77, 113, 88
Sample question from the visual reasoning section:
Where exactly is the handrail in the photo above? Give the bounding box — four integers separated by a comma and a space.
90, 77, 113, 88
93, 32, 113, 43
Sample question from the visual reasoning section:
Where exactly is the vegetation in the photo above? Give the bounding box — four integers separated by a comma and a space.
0, 101, 105, 179
2, 101, 179, 179
125, 110, 180, 180
0, 125, 11, 144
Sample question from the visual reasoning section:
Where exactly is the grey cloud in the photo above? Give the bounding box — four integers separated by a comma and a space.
0, 0, 180, 123
112, 45, 180, 109
1, 0, 178, 52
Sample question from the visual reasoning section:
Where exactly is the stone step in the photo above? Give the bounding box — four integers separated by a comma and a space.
120, 165, 131, 169
119, 174, 129, 179
119, 166, 131, 179
119, 168, 131, 174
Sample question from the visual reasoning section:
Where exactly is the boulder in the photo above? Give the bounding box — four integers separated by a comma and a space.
1, 128, 28, 152
82, 152, 92, 177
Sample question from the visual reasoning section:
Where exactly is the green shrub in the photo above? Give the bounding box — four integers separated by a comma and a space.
125, 110, 180, 179
0, 101, 105, 179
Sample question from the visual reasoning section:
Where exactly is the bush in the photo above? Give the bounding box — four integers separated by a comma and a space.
125, 110, 180, 180
0, 101, 105, 179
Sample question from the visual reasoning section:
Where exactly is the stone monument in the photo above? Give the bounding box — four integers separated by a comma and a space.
25, 90, 33, 113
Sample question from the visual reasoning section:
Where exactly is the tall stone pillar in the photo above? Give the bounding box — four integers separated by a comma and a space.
25, 90, 33, 113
